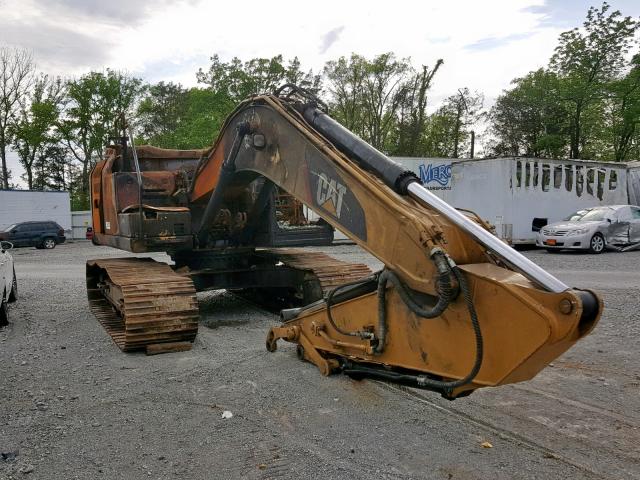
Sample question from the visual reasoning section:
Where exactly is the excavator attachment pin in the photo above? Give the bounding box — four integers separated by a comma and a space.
559, 298, 574, 314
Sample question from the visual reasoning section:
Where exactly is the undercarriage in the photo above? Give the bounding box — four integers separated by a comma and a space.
86, 248, 371, 354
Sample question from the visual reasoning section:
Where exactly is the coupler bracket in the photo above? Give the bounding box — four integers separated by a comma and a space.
266, 325, 339, 376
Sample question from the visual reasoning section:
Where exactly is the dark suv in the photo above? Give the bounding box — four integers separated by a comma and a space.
0, 221, 66, 249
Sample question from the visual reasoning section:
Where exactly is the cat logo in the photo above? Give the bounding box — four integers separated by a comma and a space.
316, 173, 347, 218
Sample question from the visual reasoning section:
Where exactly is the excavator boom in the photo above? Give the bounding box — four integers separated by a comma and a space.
188, 85, 601, 397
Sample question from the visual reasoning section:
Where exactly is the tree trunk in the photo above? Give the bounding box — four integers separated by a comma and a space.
81, 156, 89, 194
453, 105, 462, 158
571, 104, 582, 159
616, 128, 634, 162
0, 136, 8, 189
26, 168, 33, 190
407, 60, 442, 156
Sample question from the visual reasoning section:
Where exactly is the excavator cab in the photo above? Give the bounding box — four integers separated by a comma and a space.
90, 142, 334, 253
89, 143, 201, 252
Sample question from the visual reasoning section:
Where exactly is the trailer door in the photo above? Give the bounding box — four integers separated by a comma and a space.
630, 207, 640, 243
629, 168, 640, 206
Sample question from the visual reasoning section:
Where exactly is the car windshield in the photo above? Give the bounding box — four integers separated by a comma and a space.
575, 208, 612, 222
563, 210, 589, 221
2, 224, 17, 232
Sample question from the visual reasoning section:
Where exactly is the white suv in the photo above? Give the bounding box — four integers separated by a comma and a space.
0, 240, 18, 325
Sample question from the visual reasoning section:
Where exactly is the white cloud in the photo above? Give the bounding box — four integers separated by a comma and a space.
96, 0, 566, 98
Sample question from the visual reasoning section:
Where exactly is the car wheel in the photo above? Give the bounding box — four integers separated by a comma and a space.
0, 297, 7, 327
589, 233, 605, 254
43, 238, 56, 249
8, 267, 17, 303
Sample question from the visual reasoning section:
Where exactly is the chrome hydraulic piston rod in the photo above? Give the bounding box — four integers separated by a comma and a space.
405, 181, 568, 293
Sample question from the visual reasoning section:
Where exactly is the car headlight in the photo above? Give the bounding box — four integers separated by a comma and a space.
567, 228, 590, 236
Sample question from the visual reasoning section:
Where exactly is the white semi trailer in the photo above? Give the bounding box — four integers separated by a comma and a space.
0, 190, 71, 231
393, 157, 640, 245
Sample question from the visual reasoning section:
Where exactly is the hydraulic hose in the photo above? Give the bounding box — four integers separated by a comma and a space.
344, 264, 483, 397
326, 275, 380, 340
374, 250, 454, 354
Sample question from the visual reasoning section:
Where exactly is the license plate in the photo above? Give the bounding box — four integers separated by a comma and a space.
546, 239, 556, 246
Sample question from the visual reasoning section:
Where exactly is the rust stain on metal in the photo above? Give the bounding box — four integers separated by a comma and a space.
268, 248, 372, 293
86, 258, 199, 352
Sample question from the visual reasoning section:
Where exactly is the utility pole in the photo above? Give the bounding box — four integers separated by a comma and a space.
470, 130, 475, 159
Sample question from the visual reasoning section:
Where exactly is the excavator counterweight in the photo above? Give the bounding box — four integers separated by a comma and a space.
87, 84, 601, 397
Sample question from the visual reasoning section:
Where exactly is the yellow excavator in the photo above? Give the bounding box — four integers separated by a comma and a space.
87, 85, 601, 398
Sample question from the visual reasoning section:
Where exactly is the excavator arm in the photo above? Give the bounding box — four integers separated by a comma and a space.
189, 85, 602, 398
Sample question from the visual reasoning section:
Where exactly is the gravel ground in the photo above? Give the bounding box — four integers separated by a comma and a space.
1, 242, 639, 479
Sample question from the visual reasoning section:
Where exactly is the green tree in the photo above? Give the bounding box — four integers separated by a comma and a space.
32, 143, 70, 191
324, 53, 413, 151
360, 53, 412, 150
549, 2, 638, 159
394, 59, 444, 156
197, 54, 320, 101
490, 69, 569, 157
190, 54, 320, 149
11, 75, 65, 189
605, 53, 640, 161
94, 70, 145, 149
0, 47, 34, 189
137, 84, 233, 149
169, 88, 231, 149
59, 69, 144, 196
323, 54, 368, 136
422, 108, 459, 157
137, 81, 189, 146
425, 88, 483, 158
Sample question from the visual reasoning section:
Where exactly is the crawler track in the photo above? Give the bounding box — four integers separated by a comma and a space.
86, 258, 199, 352
85, 250, 370, 352
264, 248, 373, 293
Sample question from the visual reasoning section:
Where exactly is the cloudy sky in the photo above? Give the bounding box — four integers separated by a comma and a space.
2, 0, 639, 183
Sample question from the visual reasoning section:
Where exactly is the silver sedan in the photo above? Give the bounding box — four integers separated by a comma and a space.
537, 205, 640, 254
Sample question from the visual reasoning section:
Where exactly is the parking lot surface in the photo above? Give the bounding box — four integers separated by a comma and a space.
1, 243, 639, 479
